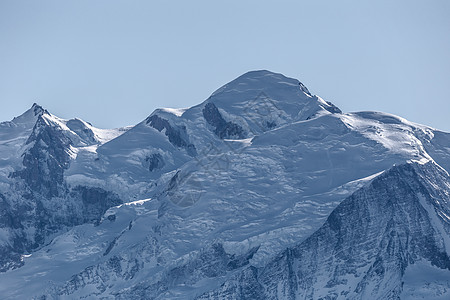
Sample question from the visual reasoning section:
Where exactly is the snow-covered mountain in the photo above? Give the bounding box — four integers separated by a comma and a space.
0, 104, 128, 271
0, 70, 449, 299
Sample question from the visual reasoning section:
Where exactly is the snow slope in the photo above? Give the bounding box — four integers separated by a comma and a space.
0, 70, 449, 299
197, 161, 450, 300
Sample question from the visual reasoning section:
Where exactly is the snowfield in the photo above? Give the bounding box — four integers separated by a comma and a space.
0, 70, 449, 299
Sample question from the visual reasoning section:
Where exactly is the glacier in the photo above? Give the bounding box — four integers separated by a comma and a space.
0, 70, 449, 299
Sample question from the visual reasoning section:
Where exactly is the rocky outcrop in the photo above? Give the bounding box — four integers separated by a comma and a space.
1, 113, 123, 272
11, 115, 72, 197
105, 244, 258, 299
0, 194, 26, 272
73, 186, 122, 224
146, 115, 197, 156
202, 102, 245, 139
146, 153, 165, 172
324, 101, 342, 114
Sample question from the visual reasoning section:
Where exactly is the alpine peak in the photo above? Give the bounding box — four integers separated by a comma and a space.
211, 70, 311, 98
30, 103, 48, 117
0, 71, 448, 299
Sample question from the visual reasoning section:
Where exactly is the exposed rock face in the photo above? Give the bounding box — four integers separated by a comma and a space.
0, 194, 26, 272
11, 115, 72, 197
73, 186, 122, 224
0, 111, 124, 272
55, 243, 259, 299
202, 102, 246, 139
0, 187, 123, 272
299, 82, 312, 96
325, 101, 342, 114
146, 114, 197, 156
0, 194, 21, 229
198, 162, 450, 299
146, 153, 165, 172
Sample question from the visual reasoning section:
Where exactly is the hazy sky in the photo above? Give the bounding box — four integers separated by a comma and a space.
1, 0, 449, 131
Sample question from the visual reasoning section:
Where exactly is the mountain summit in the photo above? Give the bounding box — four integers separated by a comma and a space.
0, 71, 449, 299
197, 70, 341, 137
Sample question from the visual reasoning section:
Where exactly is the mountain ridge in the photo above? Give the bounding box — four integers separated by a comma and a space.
0, 70, 449, 299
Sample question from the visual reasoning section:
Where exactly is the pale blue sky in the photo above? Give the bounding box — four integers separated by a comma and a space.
1, 0, 449, 131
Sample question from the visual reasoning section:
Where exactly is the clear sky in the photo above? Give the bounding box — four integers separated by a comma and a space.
1, 0, 449, 131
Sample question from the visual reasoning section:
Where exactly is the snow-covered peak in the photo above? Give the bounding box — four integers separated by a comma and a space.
29, 102, 47, 117
18, 106, 129, 147
211, 70, 309, 97
2, 103, 48, 128
0, 103, 54, 170
179, 70, 342, 139
208, 70, 313, 106
0, 103, 129, 173
0, 71, 450, 299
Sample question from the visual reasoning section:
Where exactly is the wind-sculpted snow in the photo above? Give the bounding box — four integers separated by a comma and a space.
0, 71, 449, 299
